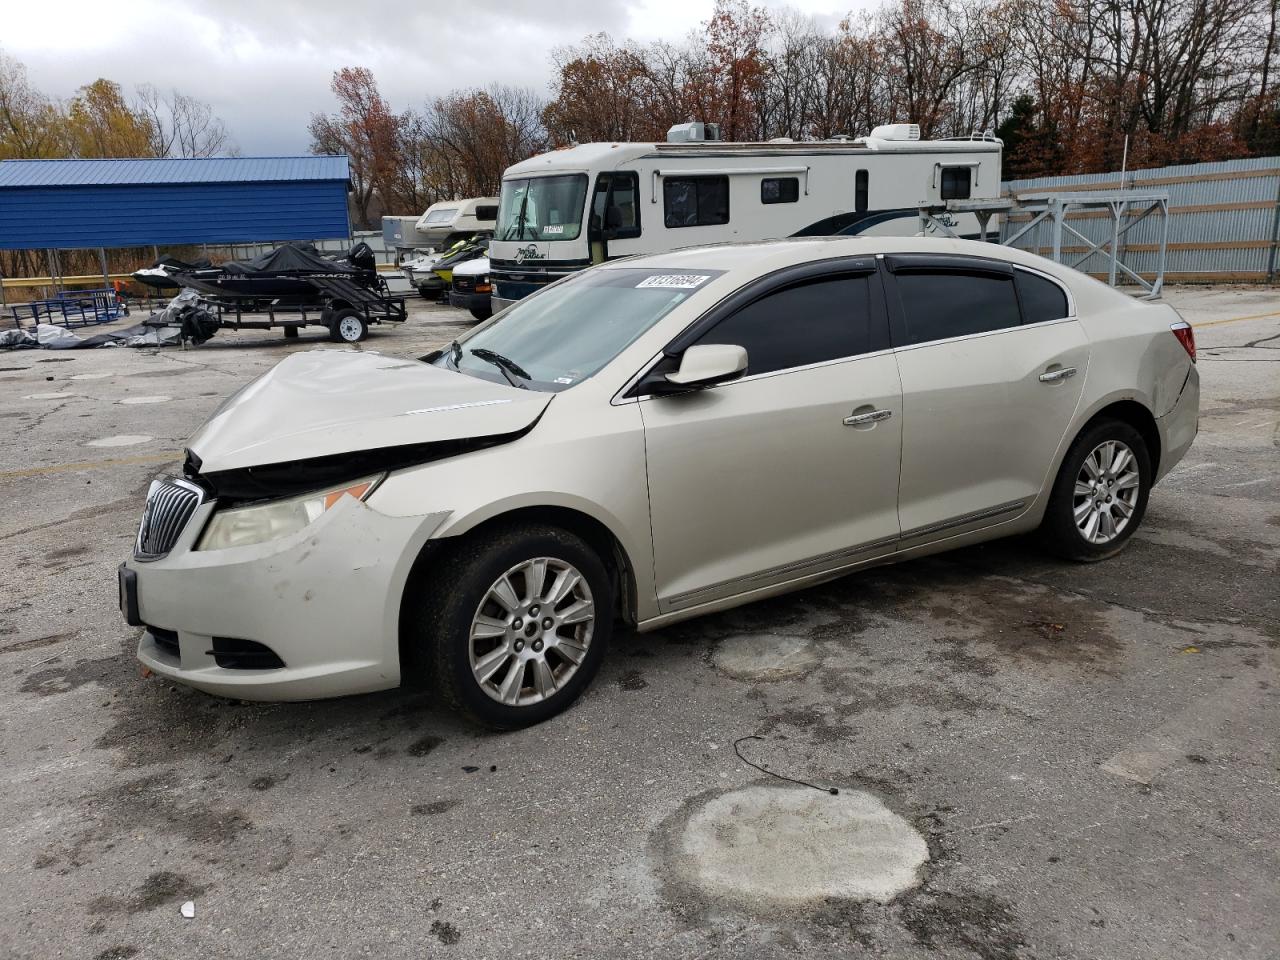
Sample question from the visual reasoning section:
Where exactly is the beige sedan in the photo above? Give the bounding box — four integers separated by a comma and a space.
122, 237, 1199, 727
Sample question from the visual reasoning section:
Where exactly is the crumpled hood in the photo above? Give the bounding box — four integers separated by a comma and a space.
188, 350, 550, 473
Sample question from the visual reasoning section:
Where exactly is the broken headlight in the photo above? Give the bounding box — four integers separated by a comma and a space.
196, 475, 383, 551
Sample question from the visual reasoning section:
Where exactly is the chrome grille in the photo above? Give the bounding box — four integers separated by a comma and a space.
135, 477, 205, 560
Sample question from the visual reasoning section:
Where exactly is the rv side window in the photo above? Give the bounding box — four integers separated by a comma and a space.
940, 167, 972, 200
761, 177, 799, 204
474, 204, 498, 222
855, 170, 869, 213
664, 176, 730, 228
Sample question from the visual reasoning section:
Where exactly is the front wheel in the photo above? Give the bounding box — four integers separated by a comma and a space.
413, 524, 613, 728
469, 305, 492, 322
1039, 418, 1151, 561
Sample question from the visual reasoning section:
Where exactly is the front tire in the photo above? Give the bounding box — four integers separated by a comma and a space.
414, 524, 613, 728
469, 304, 492, 322
1039, 418, 1151, 561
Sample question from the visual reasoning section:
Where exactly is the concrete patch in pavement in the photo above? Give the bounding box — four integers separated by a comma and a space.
85, 435, 154, 447
712, 632, 822, 681
665, 785, 928, 907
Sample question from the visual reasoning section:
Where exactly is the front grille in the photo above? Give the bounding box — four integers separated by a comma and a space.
135, 477, 205, 560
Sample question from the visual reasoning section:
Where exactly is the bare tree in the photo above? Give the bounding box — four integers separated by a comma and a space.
136, 85, 235, 158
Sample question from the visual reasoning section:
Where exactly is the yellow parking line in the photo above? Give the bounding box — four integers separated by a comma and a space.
1193, 310, 1280, 328
0, 451, 181, 481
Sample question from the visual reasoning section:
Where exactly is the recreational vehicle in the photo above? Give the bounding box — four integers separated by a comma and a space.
488, 123, 1002, 310
415, 197, 499, 247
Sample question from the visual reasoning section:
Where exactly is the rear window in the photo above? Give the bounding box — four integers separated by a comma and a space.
894, 270, 1020, 345
1015, 269, 1069, 324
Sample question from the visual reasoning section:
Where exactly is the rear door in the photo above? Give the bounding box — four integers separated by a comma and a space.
639, 261, 902, 612
882, 255, 1089, 539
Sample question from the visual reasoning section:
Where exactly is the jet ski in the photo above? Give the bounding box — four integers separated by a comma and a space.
132, 254, 213, 292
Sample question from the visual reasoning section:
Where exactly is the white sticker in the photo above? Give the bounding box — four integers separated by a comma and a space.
554, 376, 576, 384
542, 224, 565, 235
636, 274, 712, 290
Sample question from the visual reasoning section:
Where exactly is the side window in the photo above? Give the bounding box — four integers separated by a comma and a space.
607, 172, 640, 236
761, 177, 799, 204
1015, 268, 1069, 324
474, 204, 498, 222
893, 270, 1019, 346
855, 170, 869, 213
664, 176, 730, 228
696, 275, 872, 376
940, 166, 972, 200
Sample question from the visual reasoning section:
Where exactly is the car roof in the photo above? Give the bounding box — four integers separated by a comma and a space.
600, 236, 1081, 280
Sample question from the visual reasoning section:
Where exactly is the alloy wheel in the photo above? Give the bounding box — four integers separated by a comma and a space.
468, 557, 595, 706
1072, 440, 1141, 544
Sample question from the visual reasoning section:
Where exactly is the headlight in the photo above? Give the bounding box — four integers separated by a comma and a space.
196, 475, 383, 551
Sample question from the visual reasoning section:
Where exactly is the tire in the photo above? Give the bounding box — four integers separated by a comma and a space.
417, 287, 432, 300
328, 308, 368, 343
412, 524, 613, 729
469, 305, 492, 322
1039, 418, 1151, 562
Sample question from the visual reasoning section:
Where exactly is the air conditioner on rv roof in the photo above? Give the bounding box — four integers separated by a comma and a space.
869, 123, 921, 141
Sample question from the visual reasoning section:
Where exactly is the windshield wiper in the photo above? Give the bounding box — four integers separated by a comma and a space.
470, 348, 530, 389
502, 193, 529, 241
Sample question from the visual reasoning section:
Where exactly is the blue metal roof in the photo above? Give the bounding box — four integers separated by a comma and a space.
0, 155, 350, 188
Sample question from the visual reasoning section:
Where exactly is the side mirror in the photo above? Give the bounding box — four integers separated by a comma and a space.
665, 344, 748, 388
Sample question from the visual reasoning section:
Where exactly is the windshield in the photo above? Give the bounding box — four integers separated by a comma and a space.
433, 267, 724, 392
497, 175, 589, 242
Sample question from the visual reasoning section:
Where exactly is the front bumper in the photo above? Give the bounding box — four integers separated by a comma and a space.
448, 290, 491, 311
123, 492, 447, 701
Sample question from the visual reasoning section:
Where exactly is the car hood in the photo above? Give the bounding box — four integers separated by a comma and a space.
188, 349, 550, 473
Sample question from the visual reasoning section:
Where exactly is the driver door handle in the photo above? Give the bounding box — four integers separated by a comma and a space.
844, 408, 893, 427
1039, 366, 1077, 383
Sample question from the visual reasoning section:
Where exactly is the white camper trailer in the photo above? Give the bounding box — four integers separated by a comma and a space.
415, 196, 500, 247
488, 123, 1002, 310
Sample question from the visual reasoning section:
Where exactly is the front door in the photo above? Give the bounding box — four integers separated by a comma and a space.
640, 268, 902, 612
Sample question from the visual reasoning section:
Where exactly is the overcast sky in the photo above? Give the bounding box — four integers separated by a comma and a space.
4, 0, 866, 155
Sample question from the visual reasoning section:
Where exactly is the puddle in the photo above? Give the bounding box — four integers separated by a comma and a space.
118, 396, 171, 405
666, 785, 928, 906
713, 633, 821, 681
86, 435, 154, 447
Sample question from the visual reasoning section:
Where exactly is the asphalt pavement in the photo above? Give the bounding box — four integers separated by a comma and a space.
0, 287, 1276, 960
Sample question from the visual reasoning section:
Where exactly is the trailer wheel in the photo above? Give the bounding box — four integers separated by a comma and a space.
329, 308, 368, 343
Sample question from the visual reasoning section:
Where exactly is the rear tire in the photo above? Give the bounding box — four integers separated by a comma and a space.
1039, 418, 1151, 562
411, 524, 613, 729
328, 308, 368, 343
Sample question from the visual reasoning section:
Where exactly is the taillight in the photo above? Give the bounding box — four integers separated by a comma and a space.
1170, 321, 1195, 362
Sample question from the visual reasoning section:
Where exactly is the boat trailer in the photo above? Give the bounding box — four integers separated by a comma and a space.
200, 276, 407, 343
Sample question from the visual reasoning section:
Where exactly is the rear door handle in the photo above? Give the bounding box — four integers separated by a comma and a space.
843, 408, 893, 426
1039, 366, 1077, 383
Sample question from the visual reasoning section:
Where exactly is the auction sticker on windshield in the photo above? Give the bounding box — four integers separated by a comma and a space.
636, 274, 712, 289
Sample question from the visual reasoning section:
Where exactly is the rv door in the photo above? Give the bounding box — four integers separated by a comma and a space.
588, 173, 641, 263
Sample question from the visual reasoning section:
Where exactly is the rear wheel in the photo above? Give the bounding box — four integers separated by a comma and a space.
328, 308, 368, 343
1039, 418, 1151, 561
413, 524, 612, 728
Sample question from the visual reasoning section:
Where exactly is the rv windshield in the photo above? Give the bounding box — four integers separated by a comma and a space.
497, 175, 588, 242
